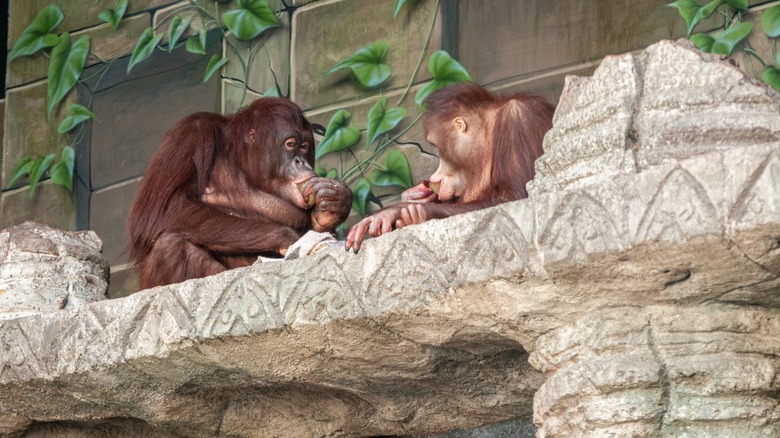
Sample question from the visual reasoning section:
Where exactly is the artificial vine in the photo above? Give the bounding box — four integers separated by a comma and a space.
668, 0, 780, 91
316, 0, 472, 216
6, 0, 473, 221
7, 0, 282, 196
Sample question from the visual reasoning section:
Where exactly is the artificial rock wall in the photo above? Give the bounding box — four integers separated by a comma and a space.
0, 39, 778, 437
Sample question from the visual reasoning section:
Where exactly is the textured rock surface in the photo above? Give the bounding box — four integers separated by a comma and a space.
0, 222, 109, 320
0, 40, 778, 437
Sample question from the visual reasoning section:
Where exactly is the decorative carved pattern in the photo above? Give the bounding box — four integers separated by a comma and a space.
539, 192, 623, 264
729, 151, 780, 229
275, 253, 361, 323
456, 211, 530, 285
127, 289, 193, 351
636, 167, 721, 243
201, 276, 284, 338
364, 234, 449, 306
0, 320, 42, 384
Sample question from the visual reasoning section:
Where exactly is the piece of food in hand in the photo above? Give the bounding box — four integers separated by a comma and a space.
298, 180, 317, 207
428, 180, 440, 195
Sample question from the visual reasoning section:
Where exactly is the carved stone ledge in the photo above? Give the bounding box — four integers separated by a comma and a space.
0, 40, 778, 437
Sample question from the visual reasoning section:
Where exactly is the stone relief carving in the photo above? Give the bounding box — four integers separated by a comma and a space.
636, 167, 721, 243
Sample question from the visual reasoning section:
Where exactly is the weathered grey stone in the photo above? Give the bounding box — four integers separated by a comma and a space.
532, 306, 780, 437
529, 39, 780, 197
0, 39, 778, 437
0, 222, 109, 320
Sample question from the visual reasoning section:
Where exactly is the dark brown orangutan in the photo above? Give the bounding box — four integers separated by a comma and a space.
345, 82, 554, 252
128, 97, 352, 289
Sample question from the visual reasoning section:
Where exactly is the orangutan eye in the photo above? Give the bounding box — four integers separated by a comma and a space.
284, 138, 296, 149
300, 141, 310, 152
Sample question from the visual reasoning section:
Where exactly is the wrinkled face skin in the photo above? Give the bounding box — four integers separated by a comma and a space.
424, 115, 487, 203
276, 133, 317, 209
246, 122, 317, 209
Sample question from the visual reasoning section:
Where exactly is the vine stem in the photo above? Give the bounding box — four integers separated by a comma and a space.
744, 46, 767, 67
716, 9, 733, 28
339, 112, 423, 182
396, 0, 440, 106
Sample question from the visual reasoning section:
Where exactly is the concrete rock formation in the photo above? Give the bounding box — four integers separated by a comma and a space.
0, 222, 109, 320
0, 40, 778, 437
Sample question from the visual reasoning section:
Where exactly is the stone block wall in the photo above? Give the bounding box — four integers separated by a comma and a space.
2, 1, 778, 296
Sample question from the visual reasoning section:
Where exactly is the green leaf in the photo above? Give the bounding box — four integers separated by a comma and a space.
711, 22, 753, 55
7, 156, 33, 187
204, 55, 228, 82
8, 5, 64, 61
186, 28, 207, 55
415, 50, 473, 105
49, 146, 76, 191
761, 5, 780, 38
667, 1, 700, 33
47, 33, 91, 117
168, 15, 193, 52
690, 33, 715, 52
58, 104, 97, 133
128, 27, 163, 73
327, 41, 392, 88
366, 97, 407, 146
50, 149, 74, 190
393, 0, 408, 18
222, 0, 280, 41
49, 161, 71, 190
370, 150, 412, 188
315, 166, 339, 179
762, 65, 780, 92
28, 154, 57, 197
723, 0, 747, 10
352, 178, 372, 216
315, 110, 361, 159
689, 0, 724, 37
98, 0, 128, 31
